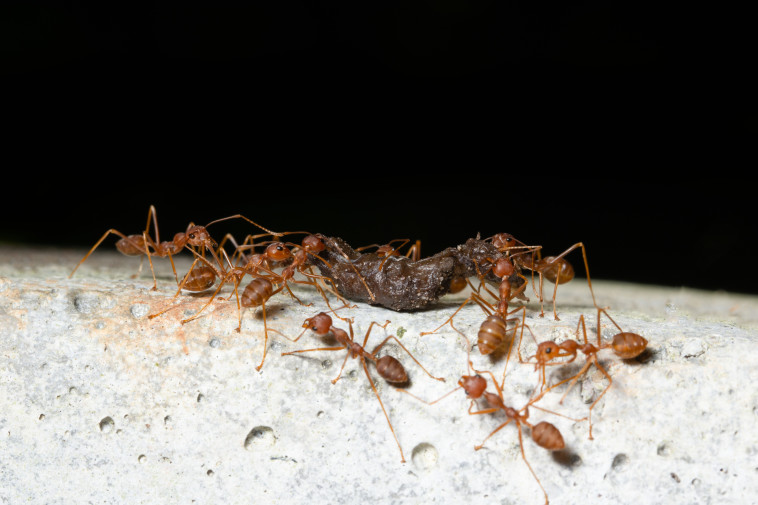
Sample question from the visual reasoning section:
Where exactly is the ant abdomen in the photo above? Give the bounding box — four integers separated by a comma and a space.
478, 315, 509, 355
116, 236, 147, 256
376, 355, 408, 384
448, 276, 468, 294
241, 277, 274, 308
531, 421, 565, 451
181, 266, 216, 292
611, 332, 648, 359
540, 257, 575, 285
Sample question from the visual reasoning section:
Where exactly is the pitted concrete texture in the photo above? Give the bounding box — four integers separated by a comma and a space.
1, 245, 757, 505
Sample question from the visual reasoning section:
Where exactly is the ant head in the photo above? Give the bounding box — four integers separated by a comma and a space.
536, 341, 559, 361
265, 242, 292, 262
185, 226, 217, 249
302, 235, 326, 254
458, 375, 487, 399
490, 233, 518, 250
303, 312, 332, 335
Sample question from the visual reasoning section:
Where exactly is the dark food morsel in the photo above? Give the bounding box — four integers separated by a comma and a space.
311, 235, 525, 311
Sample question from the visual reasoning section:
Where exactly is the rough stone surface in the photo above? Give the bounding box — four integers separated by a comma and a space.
1, 245, 757, 505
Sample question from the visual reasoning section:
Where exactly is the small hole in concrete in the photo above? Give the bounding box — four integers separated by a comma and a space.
197, 394, 204, 403
207, 469, 214, 476
138, 454, 147, 464
244, 426, 275, 451
39, 414, 45, 421
322, 360, 332, 369
209, 338, 220, 348
99, 416, 115, 433
657, 442, 672, 457
611, 453, 629, 471
411, 443, 438, 471
317, 411, 325, 418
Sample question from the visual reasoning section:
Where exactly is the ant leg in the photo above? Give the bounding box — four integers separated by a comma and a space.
420, 292, 493, 336
205, 214, 280, 237
472, 418, 512, 450
328, 350, 351, 385
515, 425, 549, 505
69, 229, 135, 278
370, 335, 445, 382
180, 276, 231, 325
255, 303, 270, 371
396, 385, 462, 405
142, 231, 159, 291
362, 359, 406, 463
281, 346, 345, 356
585, 361, 613, 440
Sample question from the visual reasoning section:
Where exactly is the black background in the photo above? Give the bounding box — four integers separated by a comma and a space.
2, 2, 754, 293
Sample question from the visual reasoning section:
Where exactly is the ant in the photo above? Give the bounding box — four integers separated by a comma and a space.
281, 312, 445, 463
421, 255, 531, 364
70, 207, 278, 291
520, 307, 648, 439
69, 205, 186, 290
355, 238, 422, 271
149, 240, 306, 370
398, 353, 576, 505
488, 233, 600, 320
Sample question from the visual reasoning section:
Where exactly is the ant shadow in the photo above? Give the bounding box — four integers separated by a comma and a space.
551, 448, 583, 469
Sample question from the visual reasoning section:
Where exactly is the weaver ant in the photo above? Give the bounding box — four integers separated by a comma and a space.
281, 312, 445, 462
488, 233, 600, 320
355, 238, 422, 271
521, 307, 648, 439
70, 207, 278, 291
148, 243, 292, 370
69, 205, 186, 290
398, 354, 577, 505
421, 255, 530, 368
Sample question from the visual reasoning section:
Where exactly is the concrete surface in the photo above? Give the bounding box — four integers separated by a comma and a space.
1, 245, 757, 505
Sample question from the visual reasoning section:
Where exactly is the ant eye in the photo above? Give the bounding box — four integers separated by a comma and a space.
189, 234, 195, 239
277, 246, 283, 251
545, 347, 552, 354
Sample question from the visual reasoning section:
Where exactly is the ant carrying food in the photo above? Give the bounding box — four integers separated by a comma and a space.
281, 312, 445, 462
311, 235, 511, 311
488, 233, 600, 320
520, 307, 648, 439
355, 238, 422, 271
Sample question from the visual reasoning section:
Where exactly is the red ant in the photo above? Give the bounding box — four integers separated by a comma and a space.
421, 255, 531, 366
70, 207, 278, 291
520, 307, 648, 439
488, 233, 600, 320
398, 354, 577, 505
355, 238, 422, 271
69, 205, 188, 290
281, 312, 445, 462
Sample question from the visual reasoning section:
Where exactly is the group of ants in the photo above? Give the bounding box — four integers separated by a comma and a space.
69, 206, 648, 505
